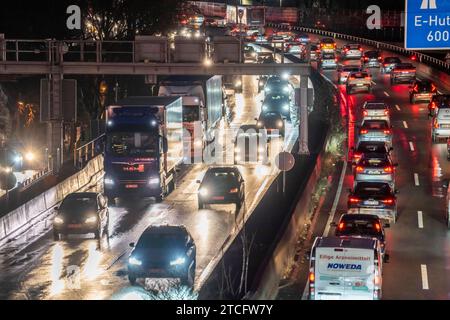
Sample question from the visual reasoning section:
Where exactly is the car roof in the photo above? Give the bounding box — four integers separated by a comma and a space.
65, 192, 98, 199
260, 112, 282, 119
363, 102, 388, 109
314, 236, 377, 249
206, 166, 239, 173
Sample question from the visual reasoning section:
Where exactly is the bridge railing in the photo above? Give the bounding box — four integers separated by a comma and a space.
268, 23, 450, 72
74, 134, 105, 170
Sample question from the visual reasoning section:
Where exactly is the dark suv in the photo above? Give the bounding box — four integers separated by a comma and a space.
409, 79, 437, 104
128, 225, 196, 286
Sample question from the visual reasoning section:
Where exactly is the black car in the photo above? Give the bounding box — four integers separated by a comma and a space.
53, 192, 109, 240
362, 50, 382, 67
257, 52, 275, 63
381, 56, 401, 73
428, 94, 450, 116
128, 225, 196, 286
263, 76, 291, 96
332, 213, 389, 260
409, 79, 437, 103
262, 93, 291, 120
234, 125, 269, 164
197, 166, 245, 210
351, 141, 393, 163
256, 112, 285, 137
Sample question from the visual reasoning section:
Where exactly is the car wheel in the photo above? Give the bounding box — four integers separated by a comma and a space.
53, 230, 60, 241
128, 274, 137, 285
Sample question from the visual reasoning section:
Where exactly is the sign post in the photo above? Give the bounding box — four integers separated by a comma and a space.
405, 0, 450, 50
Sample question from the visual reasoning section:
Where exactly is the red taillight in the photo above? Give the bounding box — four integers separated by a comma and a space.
431, 102, 437, 109
229, 188, 239, 194
364, 57, 369, 61
378, 57, 382, 61
413, 85, 419, 92
309, 272, 315, 282
374, 223, 381, 231
359, 47, 363, 52
360, 129, 368, 134
383, 63, 388, 67
431, 84, 437, 92
383, 129, 391, 134
384, 166, 393, 173
434, 119, 439, 128
320, 43, 324, 48
338, 222, 345, 230
384, 110, 389, 115
344, 48, 349, 52
349, 196, 360, 203
363, 110, 368, 116
411, 55, 417, 61
354, 153, 362, 161
382, 199, 394, 205
356, 166, 364, 173
335, 58, 338, 62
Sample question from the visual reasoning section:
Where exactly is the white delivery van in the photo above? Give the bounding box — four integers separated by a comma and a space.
309, 236, 383, 300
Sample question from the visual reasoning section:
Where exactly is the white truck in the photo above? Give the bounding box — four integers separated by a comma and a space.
158, 75, 224, 160
309, 236, 383, 300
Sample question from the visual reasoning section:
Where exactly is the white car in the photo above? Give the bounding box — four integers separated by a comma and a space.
362, 102, 390, 124
342, 44, 363, 59
338, 66, 362, 84
346, 71, 372, 94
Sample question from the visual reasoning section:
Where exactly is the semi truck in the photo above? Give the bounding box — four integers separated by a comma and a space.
104, 96, 183, 202
309, 236, 383, 300
158, 75, 224, 160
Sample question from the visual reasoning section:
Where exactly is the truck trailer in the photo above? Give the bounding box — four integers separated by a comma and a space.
104, 96, 183, 202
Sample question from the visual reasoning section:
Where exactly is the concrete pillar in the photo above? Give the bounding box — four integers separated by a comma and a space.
299, 75, 310, 155
0, 34, 5, 61
47, 121, 63, 173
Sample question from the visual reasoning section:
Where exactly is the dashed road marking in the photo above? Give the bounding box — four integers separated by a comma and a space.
418, 211, 424, 229
384, 91, 390, 97
409, 141, 415, 152
421, 264, 429, 290
395, 104, 401, 111
403, 121, 408, 128
414, 173, 420, 186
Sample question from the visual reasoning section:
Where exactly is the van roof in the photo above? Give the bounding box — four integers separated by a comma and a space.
314, 236, 377, 249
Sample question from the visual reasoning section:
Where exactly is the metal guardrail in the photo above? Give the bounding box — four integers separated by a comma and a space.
19, 168, 52, 191
267, 23, 450, 72
74, 134, 105, 169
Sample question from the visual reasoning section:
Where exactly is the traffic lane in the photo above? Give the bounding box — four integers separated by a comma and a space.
0, 76, 295, 300
0, 170, 39, 198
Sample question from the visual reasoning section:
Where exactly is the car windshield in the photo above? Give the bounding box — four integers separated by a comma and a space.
183, 106, 200, 122
395, 64, 414, 69
351, 72, 368, 78
366, 51, 379, 58
107, 132, 158, 157
365, 103, 387, 109
137, 233, 185, 249
322, 38, 334, 43
342, 67, 360, 72
60, 196, 97, 212
355, 183, 392, 196
362, 120, 389, 130
323, 54, 335, 59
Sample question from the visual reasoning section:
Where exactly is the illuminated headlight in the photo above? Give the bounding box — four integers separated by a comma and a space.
235, 81, 242, 87
3, 167, 12, 173
194, 140, 203, 148
129, 257, 142, 266
150, 120, 157, 126
234, 147, 241, 153
54, 217, 64, 224
107, 120, 113, 127
25, 152, 35, 161
85, 216, 98, 224
277, 120, 284, 128
259, 82, 264, 88
257, 121, 263, 127
251, 52, 257, 57
148, 177, 160, 185
283, 104, 289, 111
14, 155, 23, 163
199, 188, 208, 197
264, 87, 271, 93
235, 155, 241, 161
283, 86, 289, 93
262, 105, 268, 112
195, 32, 201, 38
104, 177, 115, 185
170, 257, 186, 266
258, 147, 265, 153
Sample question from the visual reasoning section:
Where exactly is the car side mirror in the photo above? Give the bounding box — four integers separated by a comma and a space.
384, 223, 390, 228
129, 242, 135, 248
330, 222, 337, 227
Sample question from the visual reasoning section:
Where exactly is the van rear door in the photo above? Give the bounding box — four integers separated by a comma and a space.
315, 247, 375, 300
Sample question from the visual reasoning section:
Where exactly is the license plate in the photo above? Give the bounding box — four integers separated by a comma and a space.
356, 83, 364, 86
365, 200, 379, 205
68, 224, 82, 229
125, 184, 139, 189
367, 170, 381, 174
402, 71, 410, 74
213, 196, 225, 200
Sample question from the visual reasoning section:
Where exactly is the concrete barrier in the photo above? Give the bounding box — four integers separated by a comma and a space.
0, 155, 104, 247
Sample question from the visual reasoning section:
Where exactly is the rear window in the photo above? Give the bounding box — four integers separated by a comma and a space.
364, 103, 387, 110
365, 51, 379, 57
362, 120, 389, 129
357, 142, 386, 153
384, 57, 401, 63
355, 183, 392, 196
348, 44, 360, 49
395, 63, 414, 70
343, 67, 361, 72
437, 108, 450, 119
359, 157, 388, 167
322, 38, 335, 43
351, 72, 369, 78
336, 220, 383, 237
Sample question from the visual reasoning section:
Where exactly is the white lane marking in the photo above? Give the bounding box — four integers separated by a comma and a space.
395, 104, 401, 111
409, 141, 415, 152
418, 211, 424, 229
421, 264, 429, 290
438, 90, 443, 95
384, 91, 390, 97
323, 161, 348, 237
302, 160, 348, 300
403, 121, 409, 129
414, 173, 420, 186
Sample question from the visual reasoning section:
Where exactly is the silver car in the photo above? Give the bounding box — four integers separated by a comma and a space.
432, 107, 450, 142
342, 44, 363, 59
353, 153, 397, 189
358, 119, 393, 147
362, 102, 390, 124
